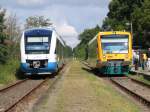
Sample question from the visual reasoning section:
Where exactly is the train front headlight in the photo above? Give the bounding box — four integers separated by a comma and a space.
44, 61, 48, 67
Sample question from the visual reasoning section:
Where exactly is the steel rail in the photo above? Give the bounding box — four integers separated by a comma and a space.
4, 79, 48, 112
0, 79, 28, 92
3, 65, 66, 112
110, 78, 150, 108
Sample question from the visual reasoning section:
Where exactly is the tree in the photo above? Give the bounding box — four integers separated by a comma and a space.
4, 13, 22, 59
132, 0, 150, 47
79, 25, 100, 45
102, 0, 150, 48
25, 16, 52, 29
103, 0, 144, 31
0, 8, 8, 63
0, 8, 6, 43
5, 13, 21, 43
75, 25, 101, 59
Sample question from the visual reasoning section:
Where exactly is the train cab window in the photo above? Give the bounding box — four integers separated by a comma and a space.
101, 35, 129, 54
24, 29, 52, 54
25, 36, 50, 54
27, 37, 49, 43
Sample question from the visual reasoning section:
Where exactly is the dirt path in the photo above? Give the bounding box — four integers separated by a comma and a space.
32, 61, 140, 112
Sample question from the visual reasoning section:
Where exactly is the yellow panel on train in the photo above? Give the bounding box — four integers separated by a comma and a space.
87, 31, 132, 75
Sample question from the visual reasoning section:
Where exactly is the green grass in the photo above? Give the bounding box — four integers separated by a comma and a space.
83, 72, 140, 111
87, 75, 140, 112
73, 61, 139, 112
33, 61, 141, 112
68, 61, 140, 112
0, 58, 20, 84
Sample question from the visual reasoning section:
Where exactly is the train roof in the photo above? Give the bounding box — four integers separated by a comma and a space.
24, 27, 66, 47
25, 27, 55, 31
99, 31, 131, 35
88, 31, 131, 45
24, 28, 52, 37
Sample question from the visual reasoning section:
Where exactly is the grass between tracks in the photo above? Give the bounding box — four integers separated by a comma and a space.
56, 61, 140, 112
0, 58, 19, 84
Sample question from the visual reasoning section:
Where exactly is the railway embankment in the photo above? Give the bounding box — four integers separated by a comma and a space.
0, 59, 20, 85
33, 60, 140, 112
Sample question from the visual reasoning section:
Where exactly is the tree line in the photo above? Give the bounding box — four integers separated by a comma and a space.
75, 0, 150, 59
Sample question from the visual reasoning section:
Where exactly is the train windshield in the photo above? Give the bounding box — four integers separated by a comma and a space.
24, 29, 52, 54
101, 35, 128, 54
25, 36, 50, 54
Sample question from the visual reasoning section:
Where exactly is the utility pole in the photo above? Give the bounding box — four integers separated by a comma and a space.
126, 21, 133, 38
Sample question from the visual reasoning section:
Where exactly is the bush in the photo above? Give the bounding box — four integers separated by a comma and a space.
0, 58, 20, 84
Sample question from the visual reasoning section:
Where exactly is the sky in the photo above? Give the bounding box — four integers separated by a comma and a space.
0, 0, 110, 48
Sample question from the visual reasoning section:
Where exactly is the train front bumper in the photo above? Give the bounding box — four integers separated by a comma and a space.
96, 61, 131, 75
20, 62, 57, 74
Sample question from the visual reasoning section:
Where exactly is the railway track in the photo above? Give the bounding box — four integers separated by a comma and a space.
82, 62, 150, 110
0, 78, 48, 112
0, 66, 66, 112
127, 76, 150, 89
0, 79, 28, 93
110, 77, 150, 108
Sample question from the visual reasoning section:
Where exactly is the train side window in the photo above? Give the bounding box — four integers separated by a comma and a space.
55, 39, 58, 54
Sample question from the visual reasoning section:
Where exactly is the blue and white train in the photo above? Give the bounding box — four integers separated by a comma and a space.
20, 27, 66, 75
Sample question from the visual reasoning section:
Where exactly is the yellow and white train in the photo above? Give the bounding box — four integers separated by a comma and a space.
87, 31, 132, 75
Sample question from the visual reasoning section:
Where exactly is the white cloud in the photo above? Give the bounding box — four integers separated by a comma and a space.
56, 22, 78, 37
54, 21, 79, 48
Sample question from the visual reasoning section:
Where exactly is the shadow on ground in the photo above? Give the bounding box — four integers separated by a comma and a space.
82, 64, 125, 78
15, 68, 26, 80
15, 68, 57, 80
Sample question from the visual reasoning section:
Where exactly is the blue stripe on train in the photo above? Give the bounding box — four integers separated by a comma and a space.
20, 62, 57, 74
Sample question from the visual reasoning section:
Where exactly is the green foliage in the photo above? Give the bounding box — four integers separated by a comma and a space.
0, 8, 6, 42
103, 0, 143, 30
0, 7, 21, 84
5, 13, 21, 42
0, 7, 20, 84
25, 16, 52, 29
75, 25, 101, 59
0, 44, 9, 63
0, 8, 8, 63
103, 0, 150, 48
79, 25, 100, 45
0, 58, 19, 84
65, 46, 73, 58
132, 0, 150, 47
